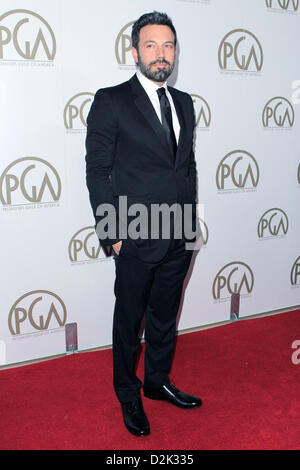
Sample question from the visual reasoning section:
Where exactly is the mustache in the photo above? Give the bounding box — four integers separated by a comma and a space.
149, 59, 171, 66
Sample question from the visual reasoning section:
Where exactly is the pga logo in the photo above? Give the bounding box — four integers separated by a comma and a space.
68, 226, 108, 263
218, 29, 263, 72
0, 9, 56, 61
216, 150, 259, 191
212, 261, 254, 301
8, 290, 67, 336
0, 157, 61, 206
115, 21, 135, 66
64, 92, 94, 130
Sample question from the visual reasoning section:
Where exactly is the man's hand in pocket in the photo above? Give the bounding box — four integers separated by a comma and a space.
112, 240, 122, 256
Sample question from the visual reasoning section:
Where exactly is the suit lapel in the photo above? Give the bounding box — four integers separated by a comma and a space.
129, 75, 168, 150
168, 87, 187, 167
129, 74, 187, 167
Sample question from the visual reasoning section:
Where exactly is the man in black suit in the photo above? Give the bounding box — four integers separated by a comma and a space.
85, 12, 201, 436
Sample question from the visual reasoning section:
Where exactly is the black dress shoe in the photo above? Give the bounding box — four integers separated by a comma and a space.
144, 383, 202, 409
121, 397, 150, 436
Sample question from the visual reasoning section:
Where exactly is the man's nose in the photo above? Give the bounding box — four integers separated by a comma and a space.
156, 45, 165, 59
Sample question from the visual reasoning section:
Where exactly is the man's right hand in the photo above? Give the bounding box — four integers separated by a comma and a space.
112, 240, 122, 256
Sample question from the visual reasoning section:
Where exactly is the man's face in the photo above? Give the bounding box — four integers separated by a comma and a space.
132, 24, 176, 84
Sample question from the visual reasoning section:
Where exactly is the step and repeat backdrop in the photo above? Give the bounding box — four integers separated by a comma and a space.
0, 0, 299, 366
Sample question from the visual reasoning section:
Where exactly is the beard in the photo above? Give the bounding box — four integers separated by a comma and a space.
137, 51, 175, 82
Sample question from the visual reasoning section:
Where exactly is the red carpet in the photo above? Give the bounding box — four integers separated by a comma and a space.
0, 310, 300, 450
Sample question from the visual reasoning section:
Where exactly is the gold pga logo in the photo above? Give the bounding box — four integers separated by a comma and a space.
68, 226, 108, 263
216, 150, 259, 192
0, 157, 61, 206
266, 0, 299, 11
8, 290, 67, 336
64, 92, 94, 131
262, 97, 294, 128
291, 256, 300, 286
257, 208, 289, 238
199, 217, 209, 246
0, 9, 56, 62
115, 21, 135, 67
218, 29, 263, 72
190, 94, 211, 129
213, 262, 254, 301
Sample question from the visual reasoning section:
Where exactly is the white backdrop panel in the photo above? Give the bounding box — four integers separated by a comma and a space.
0, 0, 299, 366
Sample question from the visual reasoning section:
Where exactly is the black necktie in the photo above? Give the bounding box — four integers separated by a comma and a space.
157, 87, 177, 161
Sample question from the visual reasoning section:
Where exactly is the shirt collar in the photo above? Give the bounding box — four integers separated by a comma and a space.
136, 69, 167, 98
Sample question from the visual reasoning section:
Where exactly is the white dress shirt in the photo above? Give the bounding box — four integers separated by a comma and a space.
136, 69, 180, 144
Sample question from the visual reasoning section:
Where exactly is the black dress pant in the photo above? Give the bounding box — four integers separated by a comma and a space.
112, 235, 193, 403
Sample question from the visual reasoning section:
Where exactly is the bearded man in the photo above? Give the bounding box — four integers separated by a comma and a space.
85, 11, 201, 437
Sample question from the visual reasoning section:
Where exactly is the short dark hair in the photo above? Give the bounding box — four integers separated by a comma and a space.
131, 11, 177, 50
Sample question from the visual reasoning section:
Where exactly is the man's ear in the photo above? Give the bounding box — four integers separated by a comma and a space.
131, 47, 138, 65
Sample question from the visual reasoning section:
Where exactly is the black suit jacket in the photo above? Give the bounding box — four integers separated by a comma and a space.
85, 74, 198, 263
